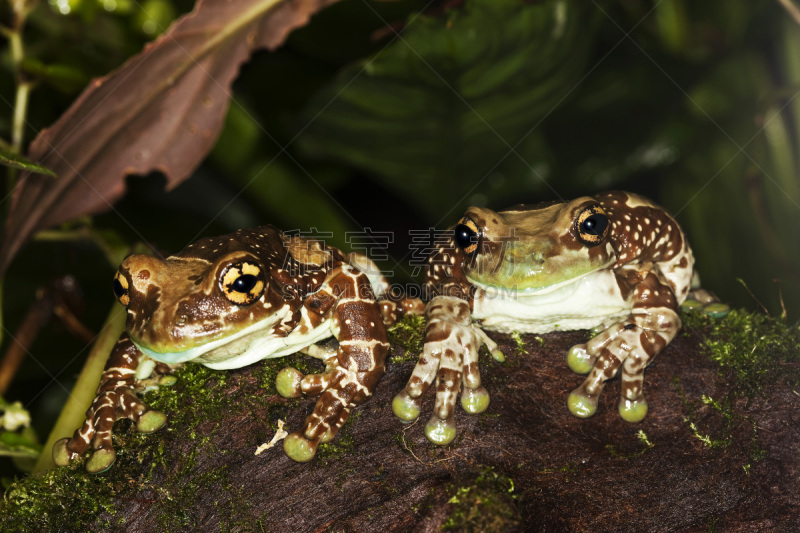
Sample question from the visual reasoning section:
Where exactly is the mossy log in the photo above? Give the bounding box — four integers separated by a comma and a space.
2, 312, 799, 531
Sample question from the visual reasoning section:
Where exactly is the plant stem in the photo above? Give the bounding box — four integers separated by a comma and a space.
12, 82, 31, 155
9, 29, 26, 149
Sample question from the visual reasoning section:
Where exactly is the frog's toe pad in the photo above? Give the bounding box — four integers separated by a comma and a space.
680, 299, 704, 313
137, 410, 167, 434
276, 367, 304, 398
424, 415, 457, 445
681, 299, 730, 319
566, 345, 594, 375
159, 375, 178, 386
52, 438, 76, 467
618, 397, 648, 422
704, 302, 730, 319
284, 432, 318, 462
392, 391, 421, 423
567, 390, 598, 418
490, 349, 505, 363
460, 386, 490, 414
86, 448, 116, 474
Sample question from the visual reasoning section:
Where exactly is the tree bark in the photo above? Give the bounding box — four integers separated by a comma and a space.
5, 322, 799, 532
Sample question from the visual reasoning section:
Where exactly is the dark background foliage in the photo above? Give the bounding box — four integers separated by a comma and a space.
0, 0, 797, 478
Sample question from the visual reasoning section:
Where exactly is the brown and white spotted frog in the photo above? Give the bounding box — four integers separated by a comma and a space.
392, 191, 727, 445
53, 226, 390, 473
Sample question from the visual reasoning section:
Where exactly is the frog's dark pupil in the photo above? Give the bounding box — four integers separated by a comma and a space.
112, 279, 126, 299
454, 224, 478, 251
232, 274, 258, 293
582, 214, 608, 236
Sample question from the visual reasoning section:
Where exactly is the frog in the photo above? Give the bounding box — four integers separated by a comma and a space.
392, 191, 727, 445
53, 226, 390, 473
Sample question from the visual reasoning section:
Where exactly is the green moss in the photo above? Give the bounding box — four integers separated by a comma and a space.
136, 363, 244, 441
673, 309, 798, 470
537, 462, 577, 481
510, 331, 526, 355
673, 378, 735, 451
679, 306, 716, 333
743, 417, 767, 474
604, 429, 655, 459
699, 309, 800, 397
685, 395, 734, 449
0, 466, 120, 530
387, 314, 426, 363
317, 432, 356, 463
442, 468, 519, 532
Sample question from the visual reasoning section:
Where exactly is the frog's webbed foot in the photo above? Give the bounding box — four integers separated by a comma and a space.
52, 337, 169, 474
392, 296, 495, 446
566, 306, 680, 422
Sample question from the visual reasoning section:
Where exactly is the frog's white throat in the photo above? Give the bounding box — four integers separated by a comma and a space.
470, 268, 630, 335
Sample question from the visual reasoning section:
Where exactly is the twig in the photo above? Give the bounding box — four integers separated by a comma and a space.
398, 420, 462, 465
254, 419, 288, 454
0, 275, 96, 395
0, 289, 53, 395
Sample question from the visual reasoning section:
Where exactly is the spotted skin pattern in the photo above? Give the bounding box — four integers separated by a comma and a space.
53, 226, 389, 472
393, 191, 703, 445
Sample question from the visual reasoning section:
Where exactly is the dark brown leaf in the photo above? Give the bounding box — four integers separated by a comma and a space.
0, 0, 337, 274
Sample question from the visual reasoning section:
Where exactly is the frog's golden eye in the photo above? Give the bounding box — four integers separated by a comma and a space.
576, 205, 609, 246
112, 271, 130, 306
220, 261, 265, 305
454, 217, 481, 254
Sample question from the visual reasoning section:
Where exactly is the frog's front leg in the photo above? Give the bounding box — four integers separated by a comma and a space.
392, 296, 499, 445
52, 333, 169, 473
566, 271, 680, 422
282, 266, 389, 462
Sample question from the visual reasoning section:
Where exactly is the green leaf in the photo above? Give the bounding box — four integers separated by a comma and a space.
297, 0, 595, 215
0, 148, 56, 177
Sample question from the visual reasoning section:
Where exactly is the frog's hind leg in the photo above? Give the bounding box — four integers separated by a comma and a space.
283, 266, 389, 462
566, 271, 681, 422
